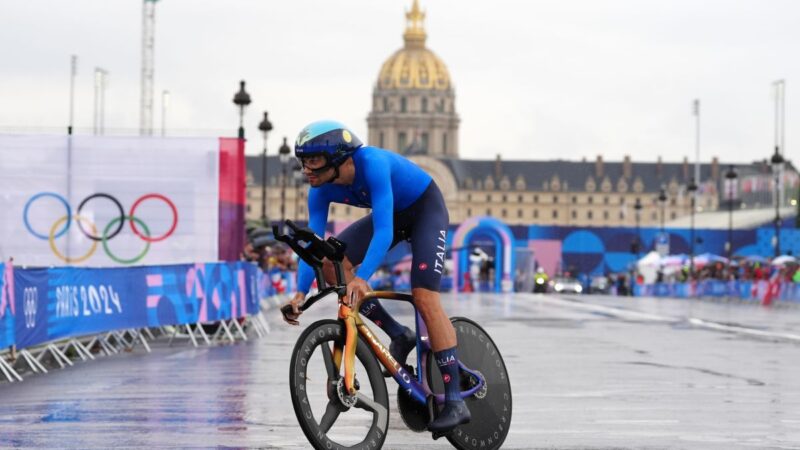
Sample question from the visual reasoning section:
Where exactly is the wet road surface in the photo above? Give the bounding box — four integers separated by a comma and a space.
1, 293, 799, 449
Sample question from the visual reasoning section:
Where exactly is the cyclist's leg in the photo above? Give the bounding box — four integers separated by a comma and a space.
405, 182, 470, 432
334, 215, 412, 347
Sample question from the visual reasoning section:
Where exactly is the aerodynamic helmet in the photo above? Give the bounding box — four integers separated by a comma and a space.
294, 120, 363, 169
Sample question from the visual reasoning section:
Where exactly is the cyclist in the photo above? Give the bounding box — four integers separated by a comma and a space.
282, 120, 470, 432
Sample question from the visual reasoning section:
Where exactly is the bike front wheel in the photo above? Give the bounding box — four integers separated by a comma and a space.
289, 319, 389, 450
428, 317, 512, 450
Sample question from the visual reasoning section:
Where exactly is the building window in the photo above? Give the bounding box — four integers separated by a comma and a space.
588, 196, 594, 204
502, 195, 507, 202
422, 97, 428, 113
552, 210, 558, 219
467, 208, 472, 216
619, 211, 624, 219
486, 208, 491, 215
603, 211, 609, 220
518, 195, 523, 202
467, 193, 471, 201
671, 198, 677, 206
517, 209, 523, 218
442, 133, 448, 153
383, 97, 389, 111
671, 212, 677, 220
246, 204, 251, 213
651, 212, 657, 220
533, 210, 539, 219
604, 196, 609, 205
587, 211, 593, 219
619, 197, 625, 204
421, 132, 429, 151
571, 196, 577, 204
553, 195, 558, 204
502, 209, 507, 218
398, 132, 407, 152
379, 132, 384, 148
571, 210, 577, 219
400, 97, 407, 113
534, 195, 539, 203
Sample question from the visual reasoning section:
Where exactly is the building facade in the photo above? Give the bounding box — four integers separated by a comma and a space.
245, 1, 796, 229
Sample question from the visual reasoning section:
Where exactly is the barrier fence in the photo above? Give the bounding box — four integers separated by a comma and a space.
635, 280, 800, 305
0, 260, 268, 383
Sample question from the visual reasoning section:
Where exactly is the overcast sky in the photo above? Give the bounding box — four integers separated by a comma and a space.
1, 0, 797, 164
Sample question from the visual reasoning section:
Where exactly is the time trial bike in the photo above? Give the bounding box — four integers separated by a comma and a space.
275, 220, 512, 450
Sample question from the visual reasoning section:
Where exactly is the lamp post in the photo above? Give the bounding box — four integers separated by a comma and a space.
687, 178, 698, 276
232, 80, 251, 140
293, 162, 304, 220
258, 112, 272, 225
725, 165, 738, 260
658, 186, 667, 234
633, 198, 643, 259
278, 137, 292, 224
771, 147, 785, 257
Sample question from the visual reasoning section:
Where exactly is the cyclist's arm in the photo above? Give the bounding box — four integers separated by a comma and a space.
296, 188, 331, 294
355, 160, 393, 281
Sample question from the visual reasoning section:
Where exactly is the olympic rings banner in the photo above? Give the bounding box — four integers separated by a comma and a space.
0, 135, 246, 267
0, 262, 14, 348
11, 261, 258, 350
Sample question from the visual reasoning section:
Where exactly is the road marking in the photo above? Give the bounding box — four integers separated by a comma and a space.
525, 294, 800, 343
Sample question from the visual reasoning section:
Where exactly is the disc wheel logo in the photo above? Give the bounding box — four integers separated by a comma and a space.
23, 192, 179, 264
23, 287, 38, 329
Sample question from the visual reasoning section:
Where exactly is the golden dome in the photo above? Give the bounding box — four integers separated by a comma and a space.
377, 0, 451, 91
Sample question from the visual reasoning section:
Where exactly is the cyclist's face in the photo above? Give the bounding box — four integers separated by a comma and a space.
300, 155, 334, 186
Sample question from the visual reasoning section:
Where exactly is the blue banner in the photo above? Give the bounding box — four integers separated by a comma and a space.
13, 261, 259, 350
0, 262, 14, 348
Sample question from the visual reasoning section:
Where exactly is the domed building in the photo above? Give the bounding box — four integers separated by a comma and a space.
366, 0, 460, 158
245, 1, 758, 239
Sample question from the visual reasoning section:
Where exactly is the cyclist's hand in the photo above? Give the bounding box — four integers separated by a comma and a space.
345, 276, 371, 307
281, 292, 305, 325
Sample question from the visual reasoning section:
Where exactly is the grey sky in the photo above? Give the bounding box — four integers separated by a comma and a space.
1, 0, 797, 164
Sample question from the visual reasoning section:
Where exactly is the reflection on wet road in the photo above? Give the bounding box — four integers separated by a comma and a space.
1, 293, 798, 449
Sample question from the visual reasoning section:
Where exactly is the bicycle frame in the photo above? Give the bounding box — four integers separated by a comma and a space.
337, 291, 486, 406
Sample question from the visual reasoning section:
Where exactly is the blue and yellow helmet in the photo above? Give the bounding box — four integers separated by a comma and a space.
294, 120, 363, 168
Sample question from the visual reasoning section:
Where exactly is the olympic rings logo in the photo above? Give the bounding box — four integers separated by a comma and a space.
23, 192, 179, 264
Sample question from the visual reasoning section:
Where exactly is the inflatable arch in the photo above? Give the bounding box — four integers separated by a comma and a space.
451, 216, 515, 293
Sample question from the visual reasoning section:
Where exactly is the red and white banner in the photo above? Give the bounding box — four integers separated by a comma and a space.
0, 135, 243, 267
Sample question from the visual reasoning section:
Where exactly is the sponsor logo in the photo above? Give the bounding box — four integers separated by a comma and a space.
418, 263, 428, 271
342, 129, 352, 143
443, 374, 451, 383
23, 287, 38, 329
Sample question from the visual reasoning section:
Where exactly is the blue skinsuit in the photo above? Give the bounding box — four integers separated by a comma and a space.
296, 146, 435, 293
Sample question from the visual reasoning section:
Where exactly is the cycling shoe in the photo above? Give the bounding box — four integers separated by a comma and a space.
427, 400, 471, 433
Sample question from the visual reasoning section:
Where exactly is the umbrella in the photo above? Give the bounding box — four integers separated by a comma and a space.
660, 254, 688, 267
694, 253, 729, 266
772, 255, 797, 266
742, 255, 769, 264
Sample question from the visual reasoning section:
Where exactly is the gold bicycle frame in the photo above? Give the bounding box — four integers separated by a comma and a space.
336, 291, 415, 395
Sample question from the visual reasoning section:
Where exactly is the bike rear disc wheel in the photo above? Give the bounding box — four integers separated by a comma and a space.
428, 317, 512, 450
289, 319, 389, 450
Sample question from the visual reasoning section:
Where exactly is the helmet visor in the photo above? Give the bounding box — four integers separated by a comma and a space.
297, 154, 331, 175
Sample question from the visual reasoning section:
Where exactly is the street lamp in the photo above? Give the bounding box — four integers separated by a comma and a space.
278, 137, 292, 224
771, 147, 785, 256
687, 178, 698, 276
232, 80, 251, 140
258, 112, 273, 225
657, 186, 667, 234
633, 198, 643, 259
725, 165, 738, 260
293, 162, 304, 220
